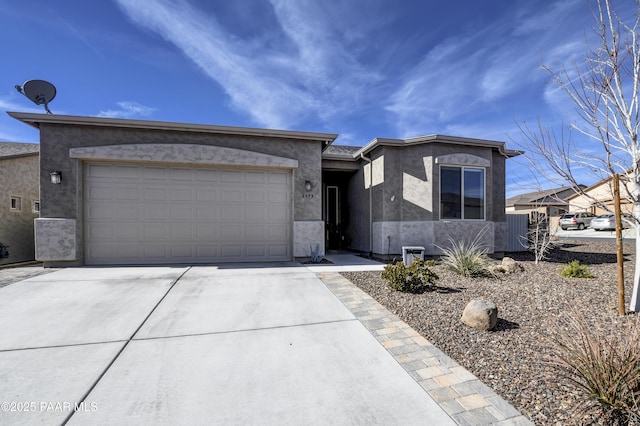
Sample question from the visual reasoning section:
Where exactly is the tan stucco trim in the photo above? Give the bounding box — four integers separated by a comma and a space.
69, 144, 299, 169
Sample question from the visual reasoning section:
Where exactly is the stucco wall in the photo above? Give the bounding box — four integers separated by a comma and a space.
0, 154, 39, 265
344, 142, 510, 255
346, 165, 370, 253
37, 123, 325, 265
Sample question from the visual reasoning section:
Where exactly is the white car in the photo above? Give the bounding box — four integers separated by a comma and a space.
590, 213, 631, 231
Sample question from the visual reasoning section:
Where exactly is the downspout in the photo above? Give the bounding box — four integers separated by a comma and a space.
360, 152, 373, 258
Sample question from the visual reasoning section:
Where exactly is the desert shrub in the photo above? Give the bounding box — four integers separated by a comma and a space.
548, 313, 640, 424
381, 259, 439, 293
425, 259, 437, 267
438, 231, 492, 277
560, 260, 593, 278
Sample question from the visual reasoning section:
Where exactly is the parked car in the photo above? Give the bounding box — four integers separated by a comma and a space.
590, 213, 631, 231
559, 212, 596, 230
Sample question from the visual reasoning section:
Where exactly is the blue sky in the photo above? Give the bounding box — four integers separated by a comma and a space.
0, 0, 631, 196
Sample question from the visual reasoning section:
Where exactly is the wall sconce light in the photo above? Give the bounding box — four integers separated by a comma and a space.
50, 171, 61, 184
305, 180, 312, 191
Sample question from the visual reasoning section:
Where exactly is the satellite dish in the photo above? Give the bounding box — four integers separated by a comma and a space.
15, 79, 57, 114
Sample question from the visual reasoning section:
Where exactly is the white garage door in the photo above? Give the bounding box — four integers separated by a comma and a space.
84, 163, 292, 265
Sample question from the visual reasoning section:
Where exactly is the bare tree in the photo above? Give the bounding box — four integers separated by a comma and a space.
519, 0, 640, 311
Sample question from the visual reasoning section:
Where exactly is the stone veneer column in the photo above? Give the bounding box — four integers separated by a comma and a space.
34, 218, 77, 261
293, 221, 325, 258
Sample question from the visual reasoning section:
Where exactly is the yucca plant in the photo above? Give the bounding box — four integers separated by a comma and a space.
437, 228, 493, 277
548, 313, 640, 424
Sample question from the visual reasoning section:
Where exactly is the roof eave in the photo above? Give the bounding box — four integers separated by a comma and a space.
7, 112, 339, 143
352, 134, 523, 158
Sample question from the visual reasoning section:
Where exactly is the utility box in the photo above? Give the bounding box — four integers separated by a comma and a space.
402, 246, 424, 264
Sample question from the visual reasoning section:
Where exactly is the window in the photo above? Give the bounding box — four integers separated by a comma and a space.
440, 166, 485, 220
33, 200, 40, 213
10, 196, 21, 212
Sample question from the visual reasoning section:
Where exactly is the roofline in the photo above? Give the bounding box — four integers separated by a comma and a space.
321, 153, 359, 161
7, 112, 339, 143
352, 134, 522, 158
565, 176, 622, 200
0, 151, 39, 160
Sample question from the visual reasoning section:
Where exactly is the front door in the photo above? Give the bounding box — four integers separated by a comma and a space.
326, 185, 340, 250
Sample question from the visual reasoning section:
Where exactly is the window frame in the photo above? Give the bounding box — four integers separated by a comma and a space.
32, 200, 40, 213
439, 165, 486, 220
10, 196, 21, 212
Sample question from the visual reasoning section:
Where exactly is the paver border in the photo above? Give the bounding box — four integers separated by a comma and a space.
316, 272, 534, 426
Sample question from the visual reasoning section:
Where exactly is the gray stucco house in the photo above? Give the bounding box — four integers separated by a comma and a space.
9, 112, 520, 266
0, 142, 40, 265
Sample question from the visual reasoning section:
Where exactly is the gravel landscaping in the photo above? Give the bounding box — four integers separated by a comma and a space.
342, 240, 640, 425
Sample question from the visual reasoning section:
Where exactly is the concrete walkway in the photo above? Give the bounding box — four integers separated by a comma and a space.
0, 259, 530, 425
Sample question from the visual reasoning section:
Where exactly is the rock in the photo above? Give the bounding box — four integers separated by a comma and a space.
461, 299, 498, 331
490, 257, 522, 274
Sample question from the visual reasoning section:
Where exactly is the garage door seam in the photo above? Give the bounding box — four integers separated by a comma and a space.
61, 267, 191, 425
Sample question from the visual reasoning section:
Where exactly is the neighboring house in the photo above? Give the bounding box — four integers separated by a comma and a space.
9, 112, 521, 266
505, 185, 584, 218
567, 175, 634, 215
0, 142, 40, 265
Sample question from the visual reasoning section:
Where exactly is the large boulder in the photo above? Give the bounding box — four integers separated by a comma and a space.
461, 300, 498, 331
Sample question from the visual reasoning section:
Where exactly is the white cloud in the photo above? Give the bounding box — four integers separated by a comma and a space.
114, 0, 379, 129
98, 101, 157, 118
386, 0, 588, 137
0, 94, 45, 113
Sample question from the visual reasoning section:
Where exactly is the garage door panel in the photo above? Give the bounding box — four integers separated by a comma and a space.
268, 206, 290, 221
268, 225, 289, 239
116, 205, 140, 220
246, 209, 265, 222
196, 189, 217, 202
170, 206, 194, 221
245, 171, 266, 183
220, 225, 242, 240
220, 170, 242, 183
115, 223, 142, 241
269, 191, 288, 203
142, 167, 166, 179
170, 245, 194, 258
171, 224, 194, 240
85, 163, 292, 265
246, 246, 266, 257
143, 224, 170, 241
170, 187, 194, 202
221, 190, 242, 202
170, 168, 192, 180
245, 191, 265, 202
85, 224, 109, 240
245, 225, 265, 239
269, 245, 289, 256
195, 170, 218, 182
144, 187, 167, 201
220, 205, 242, 221
86, 204, 116, 220
269, 172, 288, 184
115, 187, 140, 201
195, 208, 218, 221
220, 245, 242, 258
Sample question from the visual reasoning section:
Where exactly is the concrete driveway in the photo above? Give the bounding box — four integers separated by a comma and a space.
0, 263, 457, 425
